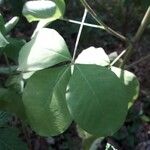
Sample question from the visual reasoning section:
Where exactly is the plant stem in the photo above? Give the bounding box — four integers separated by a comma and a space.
133, 6, 150, 42
120, 43, 133, 68
0, 66, 17, 74
110, 50, 126, 66
3, 53, 12, 74
120, 6, 150, 68
80, 0, 127, 42
126, 53, 150, 69
72, 9, 87, 63
61, 18, 104, 29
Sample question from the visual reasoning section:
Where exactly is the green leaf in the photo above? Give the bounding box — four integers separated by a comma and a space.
66, 64, 128, 136
77, 126, 99, 150
4, 38, 26, 63
23, 0, 65, 22
54, 0, 66, 19
30, 0, 66, 37
5, 16, 19, 34
19, 28, 71, 72
0, 111, 11, 127
0, 13, 6, 34
0, 127, 28, 150
32, 0, 66, 37
0, 32, 9, 48
0, 88, 26, 120
23, 65, 72, 136
111, 66, 140, 104
105, 143, 117, 150
22, 1, 56, 22
18, 28, 71, 72
5, 74, 24, 93
83, 136, 99, 150
22, 71, 35, 80
39, 0, 66, 24
75, 47, 110, 66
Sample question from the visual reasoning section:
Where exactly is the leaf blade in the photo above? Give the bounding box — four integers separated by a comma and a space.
18, 28, 71, 72
0, 88, 26, 120
66, 64, 128, 136
23, 65, 72, 136
0, 32, 9, 48
75, 47, 110, 66
0, 127, 28, 150
111, 66, 140, 105
22, 1, 56, 22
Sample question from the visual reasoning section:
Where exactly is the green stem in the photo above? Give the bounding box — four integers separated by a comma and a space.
80, 0, 127, 42
3, 53, 12, 74
0, 66, 17, 74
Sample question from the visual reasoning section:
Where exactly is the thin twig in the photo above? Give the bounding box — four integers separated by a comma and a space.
126, 53, 150, 69
121, 6, 150, 68
0, 66, 17, 74
120, 43, 133, 68
133, 6, 150, 42
80, 0, 127, 42
61, 18, 104, 29
3, 53, 12, 74
110, 50, 126, 66
72, 9, 88, 63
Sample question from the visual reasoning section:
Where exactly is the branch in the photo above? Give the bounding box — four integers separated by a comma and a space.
3, 53, 12, 74
120, 43, 133, 68
80, 0, 128, 42
110, 50, 126, 66
133, 6, 150, 42
126, 53, 150, 69
61, 18, 104, 29
72, 9, 88, 62
0, 66, 17, 74
120, 6, 150, 68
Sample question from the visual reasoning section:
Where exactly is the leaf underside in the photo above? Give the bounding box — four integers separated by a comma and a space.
18, 28, 71, 72
0, 127, 27, 150
23, 65, 72, 136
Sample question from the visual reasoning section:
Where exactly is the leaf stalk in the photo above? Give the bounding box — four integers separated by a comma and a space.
80, 0, 127, 42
